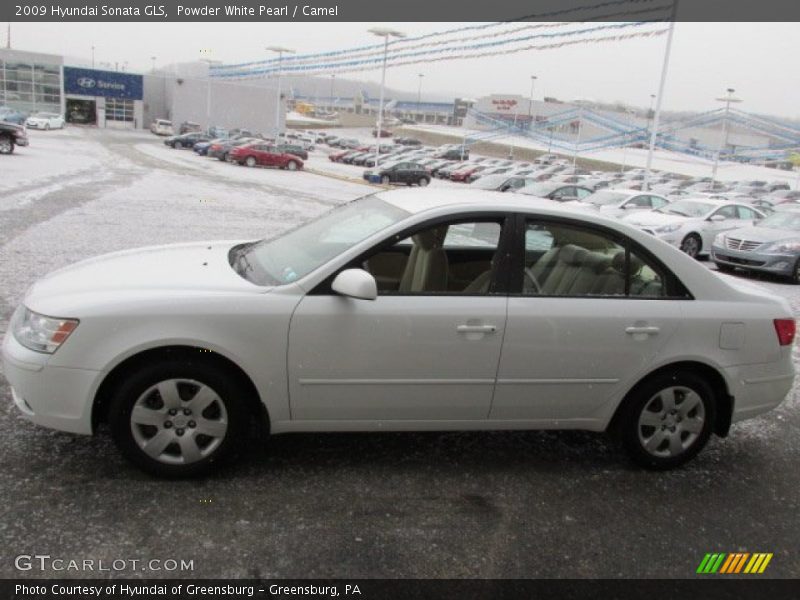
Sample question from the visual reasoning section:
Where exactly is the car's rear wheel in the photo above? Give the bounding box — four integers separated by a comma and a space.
618, 370, 715, 470
108, 359, 249, 478
286, 160, 298, 171
45, 123, 51, 130
245, 156, 257, 167
418, 177, 429, 187
381, 175, 391, 185
680, 233, 702, 258
0, 135, 13, 154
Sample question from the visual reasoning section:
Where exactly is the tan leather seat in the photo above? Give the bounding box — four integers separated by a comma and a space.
398, 225, 449, 292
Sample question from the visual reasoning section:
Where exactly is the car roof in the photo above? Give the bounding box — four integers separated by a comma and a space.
377, 188, 587, 216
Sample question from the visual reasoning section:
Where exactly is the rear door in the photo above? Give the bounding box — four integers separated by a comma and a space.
491, 216, 685, 424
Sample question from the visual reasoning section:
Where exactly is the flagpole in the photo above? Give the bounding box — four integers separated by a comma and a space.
643, 0, 678, 191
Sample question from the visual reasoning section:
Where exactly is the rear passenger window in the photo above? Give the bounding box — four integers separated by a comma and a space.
522, 221, 671, 298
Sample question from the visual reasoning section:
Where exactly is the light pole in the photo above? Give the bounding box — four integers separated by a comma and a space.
91, 45, 95, 68
266, 46, 295, 140
528, 75, 537, 118
199, 54, 215, 134
711, 88, 742, 187
368, 27, 405, 170
329, 74, 335, 111
572, 105, 583, 170
620, 108, 635, 173
416, 73, 424, 122
150, 56, 156, 72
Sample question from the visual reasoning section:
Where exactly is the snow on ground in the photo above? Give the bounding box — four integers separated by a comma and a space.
0, 127, 112, 197
404, 123, 800, 185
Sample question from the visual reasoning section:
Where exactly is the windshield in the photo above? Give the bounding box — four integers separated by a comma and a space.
585, 190, 630, 206
234, 196, 410, 285
657, 199, 714, 217
759, 211, 800, 231
472, 175, 509, 189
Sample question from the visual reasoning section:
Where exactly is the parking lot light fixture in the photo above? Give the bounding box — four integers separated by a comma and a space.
368, 27, 406, 169
528, 75, 537, 117
266, 46, 295, 139
711, 88, 742, 187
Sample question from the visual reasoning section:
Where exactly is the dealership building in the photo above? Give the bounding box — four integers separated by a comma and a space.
1, 48, 281, 133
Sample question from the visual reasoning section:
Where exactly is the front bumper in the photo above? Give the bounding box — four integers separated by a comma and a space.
711, 244, 797, 276
1, 331, 98, 435
14, 135, 30, 147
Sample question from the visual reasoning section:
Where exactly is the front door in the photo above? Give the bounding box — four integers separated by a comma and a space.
287, 216, 513, 422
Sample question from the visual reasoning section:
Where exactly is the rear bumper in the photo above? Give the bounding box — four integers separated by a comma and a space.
723, 358, 795, 423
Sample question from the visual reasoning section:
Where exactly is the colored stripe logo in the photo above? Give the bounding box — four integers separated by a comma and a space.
697, 553, 773, 574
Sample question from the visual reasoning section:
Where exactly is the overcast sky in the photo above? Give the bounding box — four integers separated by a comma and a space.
6, 21, 799, 118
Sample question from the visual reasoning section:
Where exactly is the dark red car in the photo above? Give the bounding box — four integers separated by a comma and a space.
450, 164, 486, 182
229, 142, 304, 170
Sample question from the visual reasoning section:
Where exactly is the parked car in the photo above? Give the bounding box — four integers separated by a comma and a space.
150, 119, 174, 136
436, 148, 469, 160
208, 137, 257, 161
0, 106, 28, 125
229, 142, 304, 170
25, 112, 65, 130
515, 182, 594, 203
364, 162, 430, 186
0, 121, 29, 154
711, 208, 800, 282
165, 132, 211, 149
576, 189, 671, 218
193, 138, 227, 156
178, 121, 202, 134
621, 198, 766, 258
3, 189, 794, 476
372, 128, 393, 138
395, 137, 422, 146
471, 174, 532, 192
275, 144, 309, 161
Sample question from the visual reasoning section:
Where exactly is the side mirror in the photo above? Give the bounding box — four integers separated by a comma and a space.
331, 269, 377, 301
709, 214, 727, 222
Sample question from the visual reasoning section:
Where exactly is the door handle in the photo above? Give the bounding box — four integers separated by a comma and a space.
457, 324, 497, 334
625, 326, 660, 336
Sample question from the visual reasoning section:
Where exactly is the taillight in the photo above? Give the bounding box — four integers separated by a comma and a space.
774, 319, 795, 346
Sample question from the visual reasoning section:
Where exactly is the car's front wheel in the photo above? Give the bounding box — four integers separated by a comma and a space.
0, 135, 13, 154
618, 370, 715, 470
680, 233, 702, 258
381, 175, 391, 185
245, 156, 257, 167
286, 160, 298, 171
108, 359, 249, 478
418, 177, 430, 187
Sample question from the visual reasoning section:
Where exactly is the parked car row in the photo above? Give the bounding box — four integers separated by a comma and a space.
162, 131, 305, 171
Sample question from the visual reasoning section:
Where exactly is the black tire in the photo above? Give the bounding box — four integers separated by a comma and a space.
0, 135, 13, 155
108, 358, 250, 478
617, 370, 715, 470
381, 175, 391, 185
220, 152, 229, 162
45, 123, 51, 131
418, 177, 430, 187
680, 233, 702, 259
286, 160, 298, 171
245, 156, 257, 167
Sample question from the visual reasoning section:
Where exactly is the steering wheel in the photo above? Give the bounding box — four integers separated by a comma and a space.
523, 268, 542, 294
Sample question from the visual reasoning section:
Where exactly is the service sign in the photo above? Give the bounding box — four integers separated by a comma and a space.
63, 66, 143, 100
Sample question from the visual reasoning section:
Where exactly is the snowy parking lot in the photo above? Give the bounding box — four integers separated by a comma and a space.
1, 127, 799, 578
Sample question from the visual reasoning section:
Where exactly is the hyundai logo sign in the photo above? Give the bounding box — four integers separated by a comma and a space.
64, 67, 143, 100
77, 77, 96, 89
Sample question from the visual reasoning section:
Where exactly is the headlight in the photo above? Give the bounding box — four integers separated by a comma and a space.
714, 233, 726, 246
762, 241, 800, 254
12, 307, 79, 354
654, 223, 681, 234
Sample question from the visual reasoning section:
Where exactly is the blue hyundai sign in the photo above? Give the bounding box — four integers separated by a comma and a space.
63, 67, 143, 100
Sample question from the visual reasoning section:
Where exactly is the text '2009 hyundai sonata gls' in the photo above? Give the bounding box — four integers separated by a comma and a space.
1, 189, 795, 476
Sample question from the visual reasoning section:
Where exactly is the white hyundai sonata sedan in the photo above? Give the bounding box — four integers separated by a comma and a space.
2, 189, 795, 477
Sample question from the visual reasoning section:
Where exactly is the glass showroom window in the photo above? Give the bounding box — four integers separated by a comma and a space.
105, 97, 134, 122
0, 59, 61, 114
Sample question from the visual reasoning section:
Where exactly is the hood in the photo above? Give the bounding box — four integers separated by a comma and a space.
622, 211, 689, 227
720, 225, 800, 245
26, 241, 264, 308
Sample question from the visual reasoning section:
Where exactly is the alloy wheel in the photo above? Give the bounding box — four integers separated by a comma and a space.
637, 386, 705, 459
